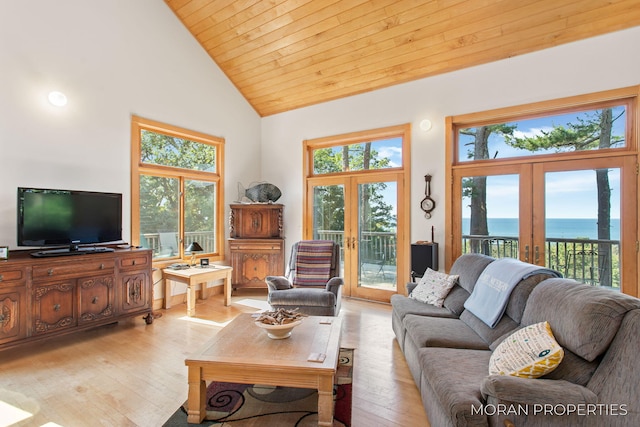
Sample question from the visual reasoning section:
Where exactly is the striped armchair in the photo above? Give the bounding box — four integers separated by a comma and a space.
266, 240, 343, 316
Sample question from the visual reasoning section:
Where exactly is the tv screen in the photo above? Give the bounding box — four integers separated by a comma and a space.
17, 187, 122, 247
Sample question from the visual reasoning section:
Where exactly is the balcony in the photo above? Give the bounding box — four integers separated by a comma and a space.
141, 231, 620, 290
462, 235, 621, 290
316, 230, 398, 288
141, 231, 216, 258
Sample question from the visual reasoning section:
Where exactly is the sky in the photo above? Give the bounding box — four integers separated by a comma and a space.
458, 107, 626, 219
465, 170, 621, 219
330, 105, 626, 223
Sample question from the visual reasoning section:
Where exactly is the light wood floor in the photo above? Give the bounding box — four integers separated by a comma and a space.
0, 290, 430, 427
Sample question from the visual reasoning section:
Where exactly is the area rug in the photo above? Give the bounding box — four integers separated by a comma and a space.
163, 348, 353, 427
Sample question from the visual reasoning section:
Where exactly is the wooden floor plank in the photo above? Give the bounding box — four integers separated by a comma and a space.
0, 291, 430, 427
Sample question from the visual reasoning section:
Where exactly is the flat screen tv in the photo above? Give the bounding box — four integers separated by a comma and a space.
17, 187, 123, 255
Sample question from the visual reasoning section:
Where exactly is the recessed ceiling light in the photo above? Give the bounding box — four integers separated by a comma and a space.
48, 91, 68, 107
419, 119, 432, 132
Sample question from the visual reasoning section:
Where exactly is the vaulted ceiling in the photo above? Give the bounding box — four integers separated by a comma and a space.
165, 0, 640, 117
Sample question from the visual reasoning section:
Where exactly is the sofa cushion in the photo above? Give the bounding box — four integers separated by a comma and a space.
390, 294, 458, 321
442, 284, 470, 317
503, 272, 555, 324
460, 309, 520, 347
586, 309, 640, 413
449, 253, 495, 294
404, 314, 489, 350
419, 347, 492, 426
542, 348, 599, 387
410, 268, 459, 307
439, 253, 494, 317
522, 278, 640, 361
489, 321, 564, 378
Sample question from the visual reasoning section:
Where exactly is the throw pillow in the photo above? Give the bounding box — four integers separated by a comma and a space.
265, 276, 292, 291
409, 268, 459, 307
489, 321, 564, 379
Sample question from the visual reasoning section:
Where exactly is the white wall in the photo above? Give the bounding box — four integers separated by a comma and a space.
0, 0, 261, 251
261, 27, 640, 264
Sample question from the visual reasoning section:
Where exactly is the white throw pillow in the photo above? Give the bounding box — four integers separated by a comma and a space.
489, 321, 564, 378
409, 268, 459, 307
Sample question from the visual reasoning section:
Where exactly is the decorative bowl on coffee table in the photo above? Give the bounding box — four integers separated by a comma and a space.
255, 320, 303, 339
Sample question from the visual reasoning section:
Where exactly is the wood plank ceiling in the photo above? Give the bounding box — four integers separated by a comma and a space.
165, 0, 640, 117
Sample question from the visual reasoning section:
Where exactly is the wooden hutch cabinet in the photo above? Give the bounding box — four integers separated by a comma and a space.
228, 204, 284, 289
0, 247, 152, 351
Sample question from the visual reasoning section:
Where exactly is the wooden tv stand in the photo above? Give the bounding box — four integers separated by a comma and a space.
0, 247, 153, 351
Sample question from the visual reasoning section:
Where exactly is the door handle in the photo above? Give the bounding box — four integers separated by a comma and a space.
345, 236, 354, 249
535, 245, 540, 264
524, 245, 530, 262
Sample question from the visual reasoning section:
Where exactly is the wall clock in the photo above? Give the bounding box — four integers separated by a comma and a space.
420, 174, 436, 218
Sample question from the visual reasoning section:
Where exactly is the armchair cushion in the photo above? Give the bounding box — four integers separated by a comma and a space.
268, 287, 336, 307
265, 276, 293, 291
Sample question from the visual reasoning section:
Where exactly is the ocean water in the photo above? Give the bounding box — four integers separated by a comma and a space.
462, 218, 620, 240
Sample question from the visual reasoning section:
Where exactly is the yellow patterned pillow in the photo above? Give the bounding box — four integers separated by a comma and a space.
489, 321, 564, 379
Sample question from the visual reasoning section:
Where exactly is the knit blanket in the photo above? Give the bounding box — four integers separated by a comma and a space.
464, 258, 561, 328
292, 240, 335, 287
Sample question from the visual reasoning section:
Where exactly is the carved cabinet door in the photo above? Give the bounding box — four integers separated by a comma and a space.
0, 287, 27, 344
240, 253, 271, 284
33, 281, 76, 335
119, 272, 151, 313
78, 275, 115, 324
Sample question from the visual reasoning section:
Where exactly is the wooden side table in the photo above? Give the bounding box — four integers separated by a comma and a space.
162, 266, 233, 316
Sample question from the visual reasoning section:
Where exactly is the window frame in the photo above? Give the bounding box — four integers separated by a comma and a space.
303, 124, 412, 300
130, 115, 225, 263
445, 86, 640, 296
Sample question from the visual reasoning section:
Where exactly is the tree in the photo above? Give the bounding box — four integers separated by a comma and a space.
312, 143, 396, 235
505, 108, 624, 286
139, 130, 217, 250
460, 124, 516, 253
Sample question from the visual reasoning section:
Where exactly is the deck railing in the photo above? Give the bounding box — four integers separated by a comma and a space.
142, 231, 620, 288
141, 231, 216, 258
462, 235, 621, 289
315, 230, 397, 264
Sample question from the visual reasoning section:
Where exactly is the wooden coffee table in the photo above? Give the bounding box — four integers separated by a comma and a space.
185, 313, 343, 426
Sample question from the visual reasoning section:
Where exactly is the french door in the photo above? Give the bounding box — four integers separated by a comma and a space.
306, 171, 407, 302
451, 156, 637, 295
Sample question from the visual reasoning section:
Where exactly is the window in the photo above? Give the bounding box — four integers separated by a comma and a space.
131, 116, 224, 262
311, 137, 403, 174
457, 103, 628, 163
446, 87, 639, 296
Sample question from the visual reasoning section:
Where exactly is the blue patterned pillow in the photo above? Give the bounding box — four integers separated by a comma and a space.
409, 268, 459, 307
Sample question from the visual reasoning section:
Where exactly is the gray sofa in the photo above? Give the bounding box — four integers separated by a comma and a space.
391, 253, 640, 426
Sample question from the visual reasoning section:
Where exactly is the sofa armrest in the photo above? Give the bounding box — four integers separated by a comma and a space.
481, 375, 597, 406
325, 277, 344, 295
